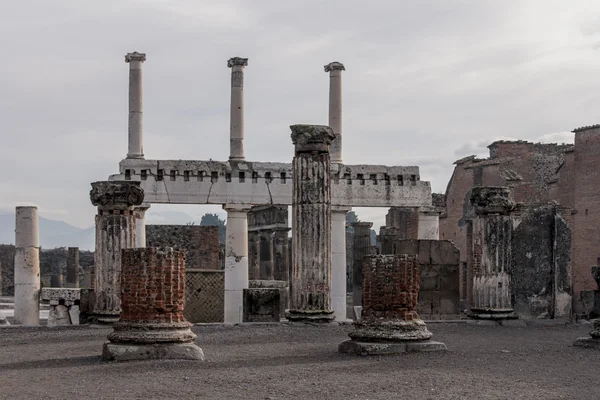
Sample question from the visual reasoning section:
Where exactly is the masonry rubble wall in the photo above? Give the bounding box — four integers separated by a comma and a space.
146, 225, 220, 270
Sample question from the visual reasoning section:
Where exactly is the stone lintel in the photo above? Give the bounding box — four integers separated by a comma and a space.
324, 61, 345, 72
227, 57, 248, 68
290, 124, 336, 154
90, 181, 144, 211
125, 52, 146, 63
40, 288, 81, 306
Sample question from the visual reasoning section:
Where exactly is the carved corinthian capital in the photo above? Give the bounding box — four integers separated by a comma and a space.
90, 181, 144, 211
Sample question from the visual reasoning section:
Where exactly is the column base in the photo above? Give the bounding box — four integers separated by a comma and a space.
468, 309, 518, 320
286, 309, 335, 323
89, 313, 120, 325
350, 318, 433, 342
339, 339, 447, 356
102, 341, 204, 361
107, 322, 197, 343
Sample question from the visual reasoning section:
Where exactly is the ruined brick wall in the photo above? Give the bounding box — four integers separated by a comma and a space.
394, 240, 460, 319
146, 225, 220, 270
384, 207, 419, 239
571, 126, 600, 313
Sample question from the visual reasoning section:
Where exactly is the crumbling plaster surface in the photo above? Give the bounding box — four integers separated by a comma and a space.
115, 159, 432, 207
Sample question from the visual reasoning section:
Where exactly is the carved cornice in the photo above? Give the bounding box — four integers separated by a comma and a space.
90, 181, 144, 211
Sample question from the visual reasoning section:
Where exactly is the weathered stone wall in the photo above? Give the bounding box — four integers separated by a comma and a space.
0, 245, 15, 296
146, 225, 220, 270
394, 240, 461, 320
184, 269, 224, 323
512, 205, 571, 319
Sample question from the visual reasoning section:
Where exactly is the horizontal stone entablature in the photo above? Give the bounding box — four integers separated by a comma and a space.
40, 288, 81, 306
115, 159, 432, 208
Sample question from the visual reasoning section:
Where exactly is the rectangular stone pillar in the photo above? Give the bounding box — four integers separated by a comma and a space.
223, 204, 251, 323
66, 247, 79, 288
287, 124, 336, 322
259, 229, 274, 280
273, 228, 291, 282
248, 231, 260, 280
332, 207, 350, 321
14, 206, 40, 325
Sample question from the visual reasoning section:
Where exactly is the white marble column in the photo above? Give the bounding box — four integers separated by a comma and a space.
125, 51, 146, 159
227, 57, 248, 161
14, 206, 40, 325
332, 207, 350, 321
417, 206, 439, 240
223, 203, 251, 323
134, 204, 150, 248
324, 61, 345, 164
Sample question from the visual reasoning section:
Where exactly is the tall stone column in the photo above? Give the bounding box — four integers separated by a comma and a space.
324, 62, 345, 163
66, 247, 79, 288
90, 181, 144, 323
227, 57, 248, 161
223, 204, 251, 323
125, 52, 146, 159
417, 206, 439, 240
468, 187, 517, 320
332, 207, 350, 321
103, 248, 204, 361
287, 124, 336, 322
14, 206, 40, 325
273, 228, 291, 281
352, 221, 373, 310
259, 229, 274, 280
133, 204, 150, 248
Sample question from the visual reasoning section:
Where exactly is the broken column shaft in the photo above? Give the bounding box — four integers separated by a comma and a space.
324, 62, 345, 163
228, 57, 248, 161
287, 124, 336, 322
14, 206, 40, 325
103, 247, 204, 361
90, 181, 143, 323
125, 52, 146, 159
66, 247, 79, 288
468, 186, 517, 320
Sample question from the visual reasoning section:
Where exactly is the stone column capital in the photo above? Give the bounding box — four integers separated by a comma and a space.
125, 52, 146, 63
290, 124, 335, 154
223, 203, 252, 213
227, 57, 248, 68
90, 181, 144, 211
324, 61, 345, 72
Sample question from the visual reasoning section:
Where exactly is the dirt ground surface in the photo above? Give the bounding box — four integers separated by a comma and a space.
0, 322, 599, 400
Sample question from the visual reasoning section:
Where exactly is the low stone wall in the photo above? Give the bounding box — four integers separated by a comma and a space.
185, 269, 224, 323
393, 240, 461, 320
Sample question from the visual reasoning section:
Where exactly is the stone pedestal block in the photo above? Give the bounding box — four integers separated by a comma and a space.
249, 280, 288, 319
339, 255, 446, 356
287, 124, 336, 323
243, 288, 280, 322
102, 247, 203, 361
40, 288, 81, 326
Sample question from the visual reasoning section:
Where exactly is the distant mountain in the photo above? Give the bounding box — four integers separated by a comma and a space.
0, 214, 95, 251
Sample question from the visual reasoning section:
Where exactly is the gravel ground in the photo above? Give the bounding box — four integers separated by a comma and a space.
0, 322, 599, 400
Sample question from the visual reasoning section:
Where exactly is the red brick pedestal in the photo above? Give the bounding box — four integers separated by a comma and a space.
102, 248, 204, 361
339, 255, 447, 356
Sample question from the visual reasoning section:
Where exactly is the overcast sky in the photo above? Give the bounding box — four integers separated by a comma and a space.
1, 0, 599, 231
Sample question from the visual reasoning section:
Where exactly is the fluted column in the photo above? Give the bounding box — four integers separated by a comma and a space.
14, 206, 40, 325
352, 222, 373, 310
90, 181, 144, 323
223, 203, 251, 323
228, 57, 248, 161
469, 187, 517, 320
324, 62, 345, 163
259, 229, 275, 280
273, 228, 291, 281
332, 207, 350, 321
287, 124, 336, 322
248, 231, 260, 280
125, 52, 146, 159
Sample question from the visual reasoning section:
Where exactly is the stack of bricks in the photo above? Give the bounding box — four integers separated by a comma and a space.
102, 247, 204, 361
119, 248, 186, 323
